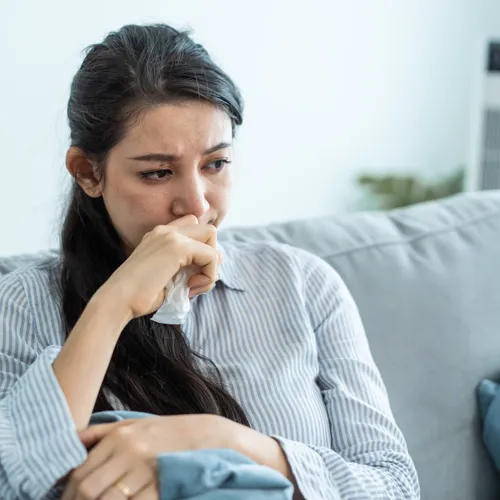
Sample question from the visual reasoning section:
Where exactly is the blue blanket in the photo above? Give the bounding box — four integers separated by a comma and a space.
477, 379, 500, 471
90, 411, 294, 500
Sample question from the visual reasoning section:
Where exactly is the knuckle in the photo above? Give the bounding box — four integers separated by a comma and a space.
206, 224, 217, 237
164, 231, 184, 251
130, 439, 151, 457
151, 225, 167, 237
115, 425, 134, 441
113, 425, 151, 457
163, 230, 179, 242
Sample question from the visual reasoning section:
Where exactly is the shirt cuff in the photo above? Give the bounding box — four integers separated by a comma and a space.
272, 435, 340, 500
0, 346, 87, 498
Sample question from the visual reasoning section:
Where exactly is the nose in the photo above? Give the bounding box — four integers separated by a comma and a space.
170, 172, 210, 220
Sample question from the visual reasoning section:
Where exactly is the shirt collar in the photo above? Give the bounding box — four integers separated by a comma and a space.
217, 242, 246, 292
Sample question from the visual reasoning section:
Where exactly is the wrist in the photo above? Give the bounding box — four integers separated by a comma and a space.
89, 284, 134, 331
230, 424, 292, 479
248, 435, 301, 498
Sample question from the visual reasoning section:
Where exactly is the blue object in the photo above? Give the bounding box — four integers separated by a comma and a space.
477, 379, 500, 471
90, 411, 294, 499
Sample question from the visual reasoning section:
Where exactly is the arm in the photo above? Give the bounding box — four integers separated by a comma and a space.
0, 221, 219, 498
0, 273, 87, 499
269, 250, 420, 500
54, 219, 218, 430
52, 287, 132, 430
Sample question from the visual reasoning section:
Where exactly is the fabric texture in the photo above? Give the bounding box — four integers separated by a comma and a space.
0, 241, 418, 499
90, 411, 294, 500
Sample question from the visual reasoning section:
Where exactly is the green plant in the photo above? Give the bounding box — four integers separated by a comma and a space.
357, 167, 465, 210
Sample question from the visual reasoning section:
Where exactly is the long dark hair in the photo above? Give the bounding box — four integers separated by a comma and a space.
61, 24, 249, 425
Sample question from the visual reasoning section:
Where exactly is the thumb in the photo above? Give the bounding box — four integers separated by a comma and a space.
168, 215, 200, 227
79, 420, 136, 449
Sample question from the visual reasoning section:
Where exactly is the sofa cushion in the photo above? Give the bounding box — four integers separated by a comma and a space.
220, 191, 500, 500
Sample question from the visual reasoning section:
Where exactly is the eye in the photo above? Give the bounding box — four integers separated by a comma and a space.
204, 159, 231, 172
140, 169, 172, 180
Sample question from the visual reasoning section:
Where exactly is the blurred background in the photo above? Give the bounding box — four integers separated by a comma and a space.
1, 0, 499, 256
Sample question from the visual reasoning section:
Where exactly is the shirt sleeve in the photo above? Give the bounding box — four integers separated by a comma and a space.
0, 272, 87, 499
273, 249, 420, 500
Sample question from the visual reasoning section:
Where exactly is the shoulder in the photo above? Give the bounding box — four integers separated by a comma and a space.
0, 257, 64, 344
219, 240, 345, 292
219, 240, 301, 276
0, 255, 61, 301
218, 240, 354, 331
220, 239, 313, 264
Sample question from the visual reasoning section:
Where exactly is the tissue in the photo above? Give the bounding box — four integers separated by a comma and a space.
151, 268, 193, 325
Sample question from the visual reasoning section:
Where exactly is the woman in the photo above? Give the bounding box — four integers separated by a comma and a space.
0, 24, 419, 500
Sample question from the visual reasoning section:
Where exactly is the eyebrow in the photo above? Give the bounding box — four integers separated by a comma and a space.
128, 142, 232, 162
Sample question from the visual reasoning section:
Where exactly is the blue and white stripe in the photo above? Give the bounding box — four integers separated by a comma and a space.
0, 241, 419, 499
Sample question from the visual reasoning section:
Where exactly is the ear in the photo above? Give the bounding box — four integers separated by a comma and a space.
66, 147, 103, 198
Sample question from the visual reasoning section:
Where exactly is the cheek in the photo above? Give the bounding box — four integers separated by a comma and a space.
208, 174, 232, 210
104, 180, 171, 234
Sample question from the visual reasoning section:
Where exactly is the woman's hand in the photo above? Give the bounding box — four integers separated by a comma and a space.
62, 415, 294, 500
96, 215, 220, 320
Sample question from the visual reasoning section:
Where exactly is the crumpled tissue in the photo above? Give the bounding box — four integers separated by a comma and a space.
151, 267, 196, 325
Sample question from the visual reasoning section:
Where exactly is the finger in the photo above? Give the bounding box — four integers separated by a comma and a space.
61, 480, 74, 500
75, 454, 130, 500
186, 240, 218, 285
176, 223, 217, 247
101, 466, 155, 500
66, 434, 117, 499
149, 222, 215, 246
187, 274, 215, 289
168, 215, 199, 227
188, 225, 217, 288
188, 286, 213, 299
61, 474, 77, 500
79, 420, 137, 449
132, 482, 159, 500
153, 225, 218, 288
142, 216, 199, 243
187, 235, 221, 291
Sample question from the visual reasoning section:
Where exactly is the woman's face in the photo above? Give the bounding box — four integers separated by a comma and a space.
71, 101, 234, 251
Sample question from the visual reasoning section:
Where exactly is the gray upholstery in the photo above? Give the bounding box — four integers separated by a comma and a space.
2, 191, 500, 500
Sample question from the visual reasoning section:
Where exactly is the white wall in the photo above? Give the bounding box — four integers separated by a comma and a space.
1, 0, 499, 256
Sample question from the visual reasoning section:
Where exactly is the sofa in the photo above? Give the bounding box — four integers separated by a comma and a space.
2, 190, 500, 500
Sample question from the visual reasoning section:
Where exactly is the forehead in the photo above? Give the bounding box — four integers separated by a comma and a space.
120, 101, 233, 155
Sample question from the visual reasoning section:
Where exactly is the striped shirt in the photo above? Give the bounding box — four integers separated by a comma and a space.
0, 241, 419, 499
